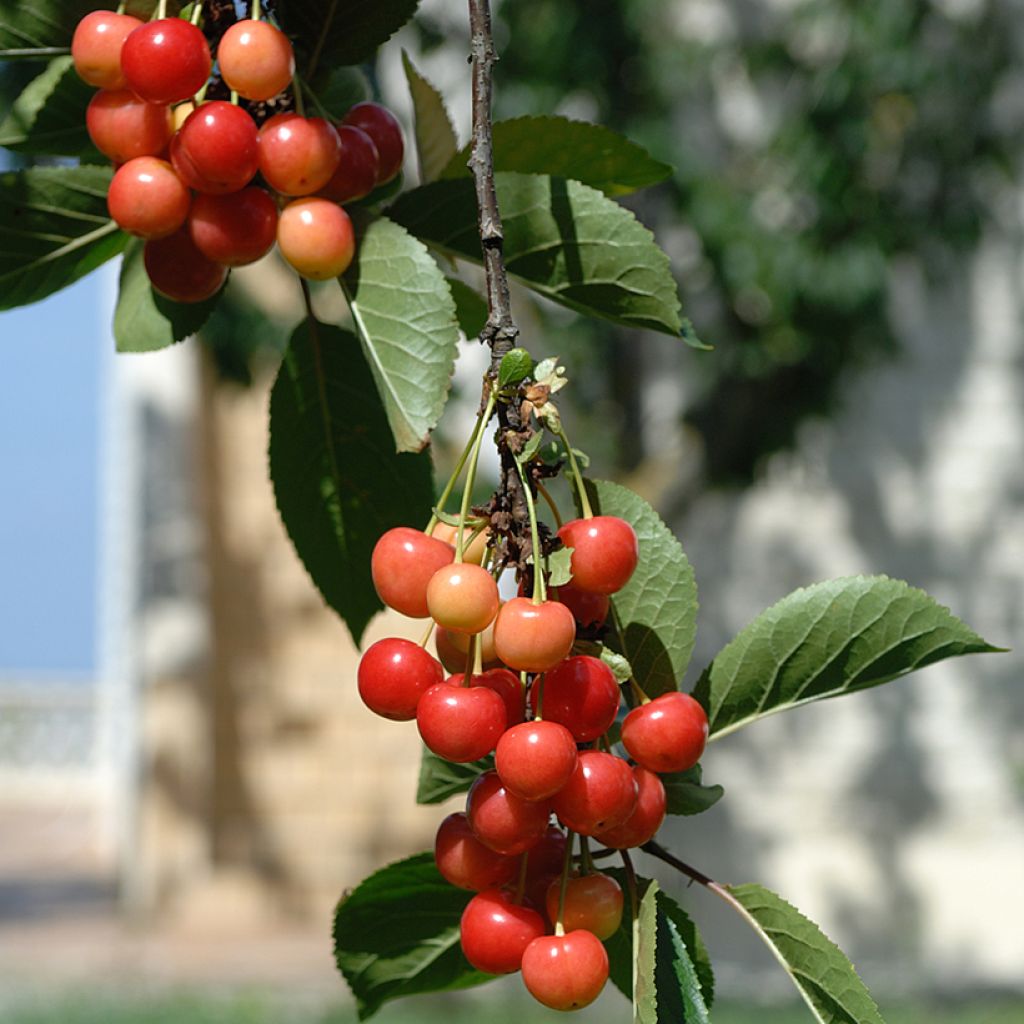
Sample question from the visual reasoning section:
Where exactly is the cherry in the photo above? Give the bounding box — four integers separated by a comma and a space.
594, 765, 666, 849
86, 89, 173, 165
342, 102, 404, 184
371, 527, 454, 619
621, 691, 709, 774
107, 157, 189, 240
217, 19, 295, 101
71, 11, 142, 89
188, 187, 278, 267
257, 113, 342, 196
460, 888, 546, 975
445, 670, 523, 726
545, 873, 623, 940
356, 637, 443, 721
416, 680, 507, 763
434, 812, 517, 892
555, 582, 610, 628
426, 563, 500, 635
552, 751, 638, 836
541, 656, 620, 742
466, 771, 551, 855
521, 930, 609, 1010
558, 516, 639, 594
144, 229, 227, 304
318, 125, 381, 204
522, 826, 568, 904
121, 19, 211, 105
495, 721, 578, 802
492, 597, 576, 673
171, 101, 259, 195
439, 605, 500, 662
277, 197, 356, 280
430, 520, 489, 566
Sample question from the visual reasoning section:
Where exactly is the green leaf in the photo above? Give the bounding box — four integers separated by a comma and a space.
599, 647, 633, 685
542, 544, 573, 588
342, 215, 459, 452
0, 0, 94, 57
269, 321, 435, 645
402, 50, 458, 184
309, 66, 370, 119
446, 277, 487, 339
580, 479, 698, 697
416, 748, 492, 805
0, 164, 128, 311
724, 884, 884, 1024
113, 239, 222, 352
390, 173, 684, 338
442, 116, 673, 197
498, 347, 533, 387
693, 575, 1003, 740
662, 765, 724, 817
333, 852, 491, 1021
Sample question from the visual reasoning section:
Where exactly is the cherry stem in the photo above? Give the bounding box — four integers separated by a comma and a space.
428, 399, 491, 534
513, 454, 546, 603
291, 74, 306, 116
556, 424, 593, 519
418, 620, 435, 649
536, 480, 563, 529
456, 393, 496, 562
518, 671, 528, 720
190, 1, 204, 26
629, 676, 650, 707
620, 849, 640, 1001
639, 840, 715, 888
608, 601, 649, 705
156, 0, 167, 20
580, 835, 594, 875
251, 0, 262, 20
473, 632, 484, 674
299, 78, 334, 121
462, 634, 475, 683
533, 672, 545, 721
115, 1, 127, 15
554, 830, 575, 937
230, 88, 240, 105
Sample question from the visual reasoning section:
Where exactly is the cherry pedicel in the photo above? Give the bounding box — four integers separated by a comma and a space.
593, 764, 667, 849
143, 228, 227, 304
434, 812, 517, 892
371, 527, 455, 619
188, 188, 278, 267
521, 930, 609, 1010
120, 18, 212, 105
343, 102, 405, 184
416, 679, 507, 763
277, 198, 357, 280
171, 101, 259, 195
460, 888, 546, 975
217, 19, 295, 102
552, 750, 638, 836
544, 872, 623, 940
621, 691, 709, 774
356, 637, 443, 721
541, 655, 621, 743
557, 515, 639, 595
107, 157, 190, 240
466, 770, 551, 856
71, 11, 142, 89
495, 720, 578, 802
492, 597, 575, 673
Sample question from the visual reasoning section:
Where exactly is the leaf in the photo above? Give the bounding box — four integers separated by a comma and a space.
543, 545, 573, 588
662, 765, 724, 817
599, 648, 633, 685
446, 277, 487, 338
309, 66, 370, 119
389, 173, 684, 338
342, 216, 459, 452
0, 164, 128, 311
723, 883, 884, 1024
497, 347, 533, 387
0, 0, 94, 56
269, 321, 435, 645
402, 50, 458, 184
442, 116, 673, 197
333, 852, 491, 1021
692, 575, 1003, 740
114, 238, 222, 352
580, 479, 698, 697
416, 749, 492, 805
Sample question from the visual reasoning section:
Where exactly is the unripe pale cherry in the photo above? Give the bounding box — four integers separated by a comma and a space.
434, 812, 517, 892
552, 751, 638, 836
447, 669, 524, 727
356, 637, 443, 721
426, 563, 500, 635
621, 691, 709, 774
416, 680, 507, 763
143, 229, 227, 304
371, 527, 454, 618
188, 188, 278, 267
86, 90, 173, 164
277, 198, 356, 280
492, 597, 576, 672
467, 770, 551, 855
107, 157, 190, 240
258, 113, 342, 196
440, 603, 500, 661
555, 582, 609, 628
557, 515, 639, 594
594, 764, 667, 849
521, 930, 609, 1010
541, 655, 620, 742
171, 101, 259, 195
431, 520, 489, 565
545, 872, 623, 940
217, 19, 295, 101
71, 11, 143, 89
319, 125, 380, 204
343, 102, 404, 183
460, 888, 546, 975
121, 19, 212, 105
495, 720, 578, 802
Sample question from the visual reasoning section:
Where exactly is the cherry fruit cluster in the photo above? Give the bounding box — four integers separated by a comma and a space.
72, 10, 403, 302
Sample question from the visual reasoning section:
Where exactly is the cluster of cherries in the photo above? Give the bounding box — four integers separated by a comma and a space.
71, 10, 404, 302
358, 510, 710, 1011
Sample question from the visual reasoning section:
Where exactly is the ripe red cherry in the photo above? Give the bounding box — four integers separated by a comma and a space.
217, 19, 295, 101
446, 669, 523, 726
86, 89, 173, 164
343, 102, 404, 183
426, 563, 500, 635
555, 582, 609, 628
319, 125, 380, 203
258, 113, 342, 196
121, 18, 212, 105
594, 765, 667, 849
541, 655, 620, 742
467, 771, 551, 855
189, 188, 277, 266
371, 527, 454, 619
416, 680, 506, 763
492, 597, 576, 673
460, 888, 546, 975
356, 637, 443, 721
523, 825, 568, 907
552, 751, 638, 836
558, 516, 639, 594
521, 930, 609, 1010
143, 229, 227, 304
545, 873, 623, 940
621, 692, 709, 774
434, 812, 517, 892
171, 101, 259, 195
107, 157, 189, 240
277, 198, 356, 279
71, 11, 142, 89
495, 721, 578, 802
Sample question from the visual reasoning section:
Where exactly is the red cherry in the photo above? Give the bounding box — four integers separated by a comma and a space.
171, 101, 259, 195
555, 582, 609, 628
319, 125, 380, 204
371, 527, 455, 619
621, 692, 709, 774
545, 873, 623, 940
217, 19, 295, 101
460, 888, 545, 975
143, 229, 227, 304
552, 751, 638, 836
356, 637, 443, 721
521, 930, 609, 1010
477, 668, 525, 726
71, 11, 142, 89
434, 812, 517, 892
86, 89, 173, 164
594, 765, 667, 849
466, 771, 551, 856
430, 520, 490, 566
188, 187, 277, 267
342, 101, 404, 184
426, 563, 500, 635
107, 157, 189, 240
121, 19, 211, 105
492, 597, 576, 673
416, 681, 507, 763
558, 516, 639, 595
496, 721, 578, 802
522, 825, 568, 905
277, 197, 356, 279
258, 113, 342, 196
541, 655, 620, 743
